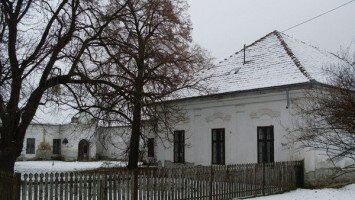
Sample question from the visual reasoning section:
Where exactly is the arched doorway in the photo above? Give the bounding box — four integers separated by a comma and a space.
78, 139, 89, 161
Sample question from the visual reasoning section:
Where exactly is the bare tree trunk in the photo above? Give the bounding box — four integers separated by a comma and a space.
0, 143, 18, 200
0, 156, 17, 173
127, 100, 142, 170
127, 69, 143, 170
0, 145, 20, 173
0, 120, 24, 173
0, 137, 22, 173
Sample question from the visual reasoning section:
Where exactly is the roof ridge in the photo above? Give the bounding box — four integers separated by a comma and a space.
218, 30, 281, 64
273, 31, 314, 81
279, 31, 341, 58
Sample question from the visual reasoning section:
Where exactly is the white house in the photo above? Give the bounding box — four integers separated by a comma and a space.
19, 108, 129, 161
150, 31, 353, 183
21, 122, 97, 161
18, 30, 353, 184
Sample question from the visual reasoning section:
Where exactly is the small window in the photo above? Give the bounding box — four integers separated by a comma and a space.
257, 126, 274, 163
147, 138, 155, 157
53, 139, 61, 154
62, 138, 68, 144
212, 128, 225, 165
26, 138, 35, 154
174, 130, 185, 163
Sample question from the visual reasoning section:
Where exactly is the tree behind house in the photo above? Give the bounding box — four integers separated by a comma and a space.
93, 0, 212, 169
0, 0, 128, 172
290, 51, 355, 174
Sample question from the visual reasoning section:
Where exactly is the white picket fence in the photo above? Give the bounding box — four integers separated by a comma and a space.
14, 161, 304, 200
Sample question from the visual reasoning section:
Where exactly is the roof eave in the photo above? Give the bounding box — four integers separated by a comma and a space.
165, 82, 315, 104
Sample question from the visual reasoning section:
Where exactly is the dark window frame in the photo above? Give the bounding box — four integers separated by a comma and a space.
211, 128, 225, 165
53, 139, 61, 155
257, 126, 274, 163
174, 130, 185, 163
147, 138, 155, 157
26, 138, 35, 154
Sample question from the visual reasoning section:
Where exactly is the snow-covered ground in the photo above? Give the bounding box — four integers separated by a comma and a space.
246, 184, 355, 200
15, 161, 127, 173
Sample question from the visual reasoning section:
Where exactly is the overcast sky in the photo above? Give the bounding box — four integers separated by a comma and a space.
186, 0, 355, 61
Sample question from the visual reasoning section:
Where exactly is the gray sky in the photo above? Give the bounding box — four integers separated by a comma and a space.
186, 0, 355, 61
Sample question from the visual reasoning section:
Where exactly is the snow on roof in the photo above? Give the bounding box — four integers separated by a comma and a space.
186, 30, 348, 98
33, 30, 348, 124
280, 33, 347, 84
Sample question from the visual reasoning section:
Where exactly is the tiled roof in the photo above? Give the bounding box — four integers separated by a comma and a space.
197, 30, 348, 96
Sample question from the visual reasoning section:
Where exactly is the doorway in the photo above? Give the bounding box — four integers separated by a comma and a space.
78, 139, 90, 161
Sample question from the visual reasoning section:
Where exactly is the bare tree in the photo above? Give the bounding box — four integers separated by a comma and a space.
85, 0, 212, 169
290, 51, 355, 174
0, 0, 128, 172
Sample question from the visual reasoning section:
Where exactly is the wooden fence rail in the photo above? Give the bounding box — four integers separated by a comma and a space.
1, 160, 304, 200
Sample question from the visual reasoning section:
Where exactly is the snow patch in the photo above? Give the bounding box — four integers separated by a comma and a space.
14, 161, 127, 174
243, 184, 355, 200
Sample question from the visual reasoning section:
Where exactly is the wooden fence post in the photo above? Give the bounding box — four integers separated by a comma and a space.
14, 173, 21, 200
262, 163, 265, 196
209, 165, 213, 200
133, 169, 139, 200
298, 160, 305, 188
103, 174, 108, 200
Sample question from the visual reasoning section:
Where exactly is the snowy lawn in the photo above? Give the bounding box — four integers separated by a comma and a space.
15, 161, 127, 173
245, 184, 355, 200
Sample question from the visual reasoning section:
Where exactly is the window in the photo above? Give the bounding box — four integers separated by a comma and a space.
257, 126, 274, 163
174, 130, 185, 163
212, 128, 225, 165
26, 138, 35, 154
53, 139, 61, 154
147, 138, 155, 157
62, 138, 68, 144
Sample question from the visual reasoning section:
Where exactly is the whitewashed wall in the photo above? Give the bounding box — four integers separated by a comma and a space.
20, 123, 97, 161
155, 88, 324, 172
60, 124, 97, 161
20, 124, 60, 160
96, 126, 130, 160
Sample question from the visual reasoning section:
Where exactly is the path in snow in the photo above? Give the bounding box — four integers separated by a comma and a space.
245, 184, 355, 200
